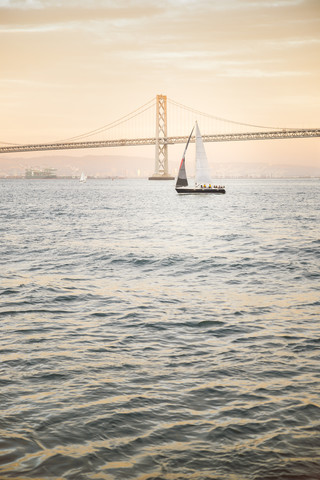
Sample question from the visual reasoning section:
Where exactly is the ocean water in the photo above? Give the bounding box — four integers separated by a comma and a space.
1, 178, 319, 480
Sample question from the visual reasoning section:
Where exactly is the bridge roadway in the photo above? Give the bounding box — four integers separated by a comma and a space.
0, 128, 319, 154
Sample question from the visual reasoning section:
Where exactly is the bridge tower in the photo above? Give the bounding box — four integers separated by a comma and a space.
149, 94, 174, 180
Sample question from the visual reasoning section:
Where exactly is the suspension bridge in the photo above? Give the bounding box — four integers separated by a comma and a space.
1, 95, 319, 179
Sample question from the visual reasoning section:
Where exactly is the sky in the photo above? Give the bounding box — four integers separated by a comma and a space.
0, 0, 319, 176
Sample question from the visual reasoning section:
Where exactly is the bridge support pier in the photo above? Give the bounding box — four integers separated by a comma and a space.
149, 94, 174, 180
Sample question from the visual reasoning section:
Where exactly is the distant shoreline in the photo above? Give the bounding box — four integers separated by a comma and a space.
0, 176, 318, 180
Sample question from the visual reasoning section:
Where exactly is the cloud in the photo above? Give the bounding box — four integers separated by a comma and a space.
217, 69, 310, 78
1, 0, 319, 85
0, 2, 162, 27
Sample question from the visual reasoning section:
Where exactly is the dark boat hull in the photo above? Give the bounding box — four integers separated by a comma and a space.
176, 187, 226, 194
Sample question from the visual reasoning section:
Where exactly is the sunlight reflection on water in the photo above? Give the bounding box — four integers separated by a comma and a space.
1, 178, 320, 479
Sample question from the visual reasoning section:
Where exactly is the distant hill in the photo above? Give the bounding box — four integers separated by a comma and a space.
0, 154, 319, 178
0, 154, 155, 178
212, 162, 320, 178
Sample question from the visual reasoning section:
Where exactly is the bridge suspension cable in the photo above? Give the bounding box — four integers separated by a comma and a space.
0, 140, 23, 146
167, 98, 285, 131
53, 97, 156, 143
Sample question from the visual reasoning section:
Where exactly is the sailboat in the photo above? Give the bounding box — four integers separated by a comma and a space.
175, 122, 225, 194
79, 172, 87, 183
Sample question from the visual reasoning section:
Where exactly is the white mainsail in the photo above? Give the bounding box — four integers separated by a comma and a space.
194, 121, 212, 187
79, 172, 87, 183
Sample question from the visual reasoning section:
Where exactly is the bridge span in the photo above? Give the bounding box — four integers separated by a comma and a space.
1, 95, 319, 179
0, 128, 319, 154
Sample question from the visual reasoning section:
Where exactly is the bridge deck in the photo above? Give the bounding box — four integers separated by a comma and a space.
0, 129, 319, 154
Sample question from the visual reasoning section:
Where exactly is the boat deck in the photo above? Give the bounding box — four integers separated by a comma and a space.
176, 187, 226, 194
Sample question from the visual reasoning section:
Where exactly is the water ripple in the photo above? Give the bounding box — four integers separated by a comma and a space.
0, 179, 320, 479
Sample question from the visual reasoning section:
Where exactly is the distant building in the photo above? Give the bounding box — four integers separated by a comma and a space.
25, 167, 57, 179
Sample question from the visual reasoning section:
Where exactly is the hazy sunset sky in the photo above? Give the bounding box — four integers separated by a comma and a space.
0, 0, 319, 170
